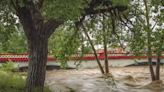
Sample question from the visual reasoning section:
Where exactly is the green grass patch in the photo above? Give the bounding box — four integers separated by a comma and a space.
0, 70, 52, 92
0, 70, 25, 92
0, 61, 52, 92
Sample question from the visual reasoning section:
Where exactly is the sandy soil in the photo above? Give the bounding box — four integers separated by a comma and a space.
45, 66, 164, 92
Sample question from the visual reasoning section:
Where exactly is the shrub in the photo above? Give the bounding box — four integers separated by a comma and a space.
1, 59, 19, 72
0, 60, 53, 92
0, 70, 25, 92
0, 70, 53, 92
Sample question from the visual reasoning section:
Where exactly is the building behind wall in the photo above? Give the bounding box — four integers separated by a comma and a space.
96, 45, 130, 53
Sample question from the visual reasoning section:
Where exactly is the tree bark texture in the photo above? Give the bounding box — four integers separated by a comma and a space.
15, 2, 60, 92
26, 36, 48, 91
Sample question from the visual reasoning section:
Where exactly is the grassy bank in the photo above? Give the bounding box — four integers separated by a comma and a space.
0, 70, 52, 92
0, 61, 52, 92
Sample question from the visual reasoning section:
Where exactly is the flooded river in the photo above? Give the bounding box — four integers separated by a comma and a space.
45, 66, 164, 92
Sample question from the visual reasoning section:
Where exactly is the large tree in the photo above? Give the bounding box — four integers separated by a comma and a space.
1, 0, 128, 91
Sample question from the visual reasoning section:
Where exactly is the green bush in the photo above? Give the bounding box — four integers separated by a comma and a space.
0, 70, 25, 92
0, 60, 52, 92
0, 70, 52, 92
1, 59, 19, 72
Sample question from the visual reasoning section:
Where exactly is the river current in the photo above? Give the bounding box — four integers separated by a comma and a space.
45, 66, 164, 92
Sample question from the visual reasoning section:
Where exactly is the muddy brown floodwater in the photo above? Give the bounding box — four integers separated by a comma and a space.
45, 66, 164, 92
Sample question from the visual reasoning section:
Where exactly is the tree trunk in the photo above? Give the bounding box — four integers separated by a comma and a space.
15, 2, 61, 91
143, 0, 155, 81
147, 33, 155, 81
26, 36, 48, 92
16, 4, 48, 91
147, 32, 155, 81
148, 57, 155, 81
103, 44, 109, 73
155, 37, 164, 80
103, 42, 109, 73
82, 25, 105, 74
103, 15, 109, 73
156, 56, 160, 80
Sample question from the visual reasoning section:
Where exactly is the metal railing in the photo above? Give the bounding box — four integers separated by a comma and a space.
0, 53, 164, 62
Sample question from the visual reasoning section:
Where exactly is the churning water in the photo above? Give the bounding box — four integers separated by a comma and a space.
45, 66, 164, 92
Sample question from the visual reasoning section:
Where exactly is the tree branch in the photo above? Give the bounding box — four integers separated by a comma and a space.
113, 29, 124, 49
151, 19, 158, 30
84, 0, 127, 15
75, 16, 86, 28
85, 8, 114, 15
109, 11, 116, 33
87, 0, 112, 9
43, 19, 62, 38
116, 13, 136, 33
118, 17, 134, 32
122, 14, 134, 26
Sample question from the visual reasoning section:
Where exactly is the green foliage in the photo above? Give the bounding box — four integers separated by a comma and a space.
0, 27, 27, 53
125, 0, 164, 58
48, 24, 83, 68
134, 60, 138, 65
0, 70, 25, 92
0, 2, 26, 53
33, 87, 53, 92
1, 60, 19, 72
7, 28, 27, 53
48, 22, 95, 69
42, 0, 88, 22
83, 13, 121, 53
0, 0, 19, 52
0, 70, 53, 92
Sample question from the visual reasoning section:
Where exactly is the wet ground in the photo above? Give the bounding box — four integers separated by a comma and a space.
45, 66, 164, 92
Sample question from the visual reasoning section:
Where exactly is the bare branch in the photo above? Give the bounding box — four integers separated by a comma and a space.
117, 13, 135, 33
151, 19, 158, 30
122, 14, 134, 26
118, 17, 134, 32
